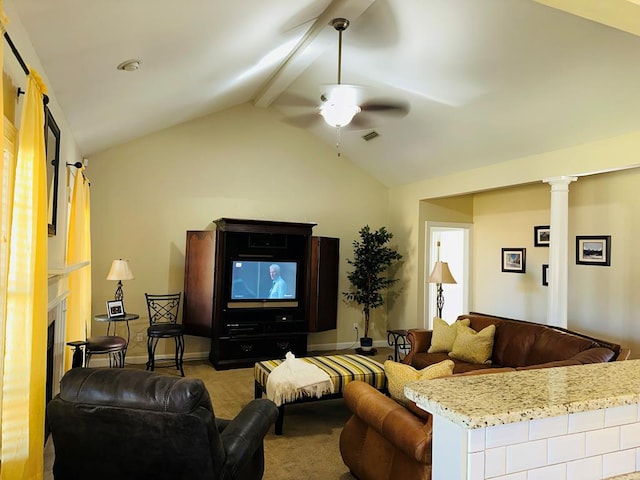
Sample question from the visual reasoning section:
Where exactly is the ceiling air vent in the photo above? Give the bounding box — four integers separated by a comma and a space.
362, 131, 379, 141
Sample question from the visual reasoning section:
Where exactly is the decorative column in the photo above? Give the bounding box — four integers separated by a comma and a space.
543, 176, 577, 328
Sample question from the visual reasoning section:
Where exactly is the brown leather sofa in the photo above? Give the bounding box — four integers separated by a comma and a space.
405, 312, 628, 373
339, 313, 629, 480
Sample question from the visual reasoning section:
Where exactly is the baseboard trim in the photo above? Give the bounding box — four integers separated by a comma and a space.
90, 351, 210, 368
89, 341, 389, 367
308, 339, 388, 352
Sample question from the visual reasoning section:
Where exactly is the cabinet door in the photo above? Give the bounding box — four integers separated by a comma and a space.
183, 230, 215, 337
308, 236, 339, 332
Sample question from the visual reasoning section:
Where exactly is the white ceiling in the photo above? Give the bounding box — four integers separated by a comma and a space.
9, 0, 640, 186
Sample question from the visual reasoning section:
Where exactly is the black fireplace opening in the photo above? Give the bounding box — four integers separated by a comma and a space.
45, 320, 54, 440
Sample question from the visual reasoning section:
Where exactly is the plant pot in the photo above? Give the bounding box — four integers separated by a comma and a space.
359, 337, 373, 352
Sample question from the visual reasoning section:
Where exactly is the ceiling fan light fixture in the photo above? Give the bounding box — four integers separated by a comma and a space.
320, 102, 361, 127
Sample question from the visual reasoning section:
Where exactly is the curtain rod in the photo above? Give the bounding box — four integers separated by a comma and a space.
3, 31, 49, 105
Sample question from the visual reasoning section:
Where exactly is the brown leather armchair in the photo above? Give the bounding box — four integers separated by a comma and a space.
47, 368, 278, 480
339, 380, 433, 480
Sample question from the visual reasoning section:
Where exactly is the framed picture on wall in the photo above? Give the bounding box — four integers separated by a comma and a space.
542, 264, 549, 286
534, 225, 550, 247
501, 248, 526, 273
576, 235, 611, 266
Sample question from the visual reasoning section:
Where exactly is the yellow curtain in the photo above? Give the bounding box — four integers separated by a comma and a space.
65, 167, 91, 370
0, 5, 8, 460
1, 70, 48, 480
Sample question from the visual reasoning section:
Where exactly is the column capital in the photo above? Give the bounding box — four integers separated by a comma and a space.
542, 176, 578, 188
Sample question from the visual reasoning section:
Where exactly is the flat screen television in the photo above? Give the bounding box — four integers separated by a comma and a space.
229, 260, 298, 301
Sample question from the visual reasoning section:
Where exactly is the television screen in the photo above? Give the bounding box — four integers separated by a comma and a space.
230, 260, 297, 300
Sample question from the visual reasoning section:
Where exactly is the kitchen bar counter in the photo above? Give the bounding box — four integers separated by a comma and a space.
404, 360, 640, 480
405, 360, 640, 429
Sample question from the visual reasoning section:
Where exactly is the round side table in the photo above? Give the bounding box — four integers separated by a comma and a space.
94, 312, 139, 345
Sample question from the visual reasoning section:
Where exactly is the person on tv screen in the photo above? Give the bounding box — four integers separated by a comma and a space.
268, 264, 287, 299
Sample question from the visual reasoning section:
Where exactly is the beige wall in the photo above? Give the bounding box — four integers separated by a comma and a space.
567, 169, 640, 355
472, 183, 550, 321
470, 170, 640, 356
390, 129, 640, 333
391, 158, 640, 358
88, 103, 390, 360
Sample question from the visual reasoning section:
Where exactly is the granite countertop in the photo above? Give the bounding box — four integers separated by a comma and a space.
404, 360, 640, 429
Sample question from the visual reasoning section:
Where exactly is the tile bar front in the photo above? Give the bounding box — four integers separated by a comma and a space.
405, 360, 640, 480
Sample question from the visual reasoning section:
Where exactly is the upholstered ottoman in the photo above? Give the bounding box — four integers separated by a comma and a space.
254, 354, 386, 434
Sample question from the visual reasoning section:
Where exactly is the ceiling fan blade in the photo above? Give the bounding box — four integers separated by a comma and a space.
282, 112, 322, 129
343, 114, 375, 131
360, 99, 410, 117
275, 91, 318, 108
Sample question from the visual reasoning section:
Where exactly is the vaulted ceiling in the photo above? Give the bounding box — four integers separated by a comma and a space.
9, 0, 640, 186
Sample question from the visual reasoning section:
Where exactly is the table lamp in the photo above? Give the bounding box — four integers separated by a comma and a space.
106, 259, 134, 302
427, 241, 457, 318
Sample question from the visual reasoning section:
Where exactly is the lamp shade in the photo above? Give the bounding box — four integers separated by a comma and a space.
106, 259, 134, 281
427, 261, 457, 284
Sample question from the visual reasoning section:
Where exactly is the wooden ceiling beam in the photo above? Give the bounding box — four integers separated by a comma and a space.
253, 0, 375, 108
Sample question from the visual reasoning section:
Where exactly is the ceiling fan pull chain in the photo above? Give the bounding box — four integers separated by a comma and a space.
336, 126, 342, 157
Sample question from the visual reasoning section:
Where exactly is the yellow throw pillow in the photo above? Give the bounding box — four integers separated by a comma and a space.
384, 359, 454, 406
428, 317, 470, 353
448, 323, 496, 365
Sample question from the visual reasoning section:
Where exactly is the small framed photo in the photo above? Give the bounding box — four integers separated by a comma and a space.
107, 300, 125, 318
534, 225, 550, 247
542, 264, 549, 286
576, 235, 611, 266
501, 248, 526, 273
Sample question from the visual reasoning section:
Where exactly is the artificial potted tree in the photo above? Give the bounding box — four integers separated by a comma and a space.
343, 225, 403, 353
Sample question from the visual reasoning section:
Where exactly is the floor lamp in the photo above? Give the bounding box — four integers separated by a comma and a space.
427, 242, 457, 318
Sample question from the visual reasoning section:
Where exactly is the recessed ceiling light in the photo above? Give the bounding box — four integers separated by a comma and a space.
116, 59, 141, 72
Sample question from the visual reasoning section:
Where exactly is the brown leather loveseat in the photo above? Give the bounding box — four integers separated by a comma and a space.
339, 313, 628, 480
405, 312, 628, 373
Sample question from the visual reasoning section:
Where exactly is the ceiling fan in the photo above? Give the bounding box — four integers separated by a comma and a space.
285, 17, 409, 130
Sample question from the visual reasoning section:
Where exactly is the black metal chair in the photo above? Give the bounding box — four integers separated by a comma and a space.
145, 292, 185, 376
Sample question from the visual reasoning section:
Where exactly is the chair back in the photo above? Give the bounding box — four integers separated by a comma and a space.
47, 368, 224, 479
146, 292, 181, 326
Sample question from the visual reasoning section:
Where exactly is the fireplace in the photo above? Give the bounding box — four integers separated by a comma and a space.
47, 290, 67, 403
46, 318, 54, 403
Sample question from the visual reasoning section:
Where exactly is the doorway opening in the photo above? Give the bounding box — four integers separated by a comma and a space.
424, 222, 472, 329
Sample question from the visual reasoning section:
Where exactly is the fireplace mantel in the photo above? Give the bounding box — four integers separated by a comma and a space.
48, 260, 90, 278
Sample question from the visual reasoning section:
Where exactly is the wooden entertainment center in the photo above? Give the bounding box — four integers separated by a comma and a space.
182, 218, 339, 369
